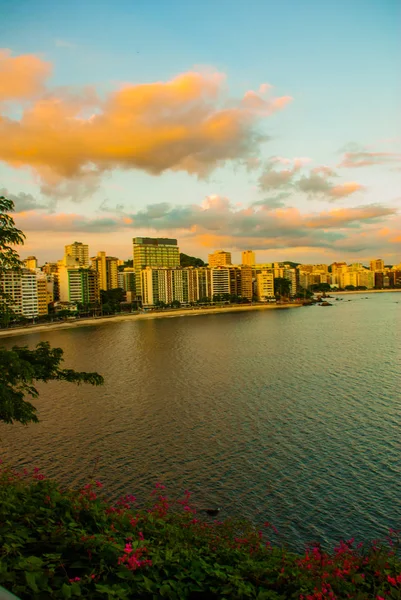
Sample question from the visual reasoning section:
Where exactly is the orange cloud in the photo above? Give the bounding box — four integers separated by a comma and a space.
0, 49, 51, 101
328, 181, 365, 198
0, 55, 291, 193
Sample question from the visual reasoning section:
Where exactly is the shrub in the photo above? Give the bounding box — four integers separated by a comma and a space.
0, 464, 400, 599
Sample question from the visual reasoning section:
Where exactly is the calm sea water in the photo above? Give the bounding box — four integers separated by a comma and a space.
1, 293, 400, 550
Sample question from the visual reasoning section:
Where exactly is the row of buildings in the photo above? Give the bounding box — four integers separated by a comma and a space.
1, 238, 400, 318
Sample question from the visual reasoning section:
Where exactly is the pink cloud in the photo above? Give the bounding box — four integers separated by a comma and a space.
339, 151, 401, 168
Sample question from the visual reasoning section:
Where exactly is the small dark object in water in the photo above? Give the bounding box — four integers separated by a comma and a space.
203, 508, 221, 517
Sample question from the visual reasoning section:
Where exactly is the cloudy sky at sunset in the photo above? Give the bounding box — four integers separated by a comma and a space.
0, 0, 400, 264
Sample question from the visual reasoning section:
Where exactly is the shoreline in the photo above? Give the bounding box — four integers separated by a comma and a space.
329, 289, 401, 296
0, 303, 302, 339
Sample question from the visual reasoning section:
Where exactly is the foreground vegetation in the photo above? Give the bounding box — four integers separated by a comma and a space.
0, 466, 400, 599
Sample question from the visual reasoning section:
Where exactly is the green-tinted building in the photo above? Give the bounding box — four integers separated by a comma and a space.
133, 237, 180, 298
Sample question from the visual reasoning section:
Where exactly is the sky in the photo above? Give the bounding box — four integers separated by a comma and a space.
0, 0, 400, 265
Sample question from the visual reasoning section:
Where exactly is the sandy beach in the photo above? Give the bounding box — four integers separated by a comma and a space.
330, 289, 401, 296
0, 303, 303, 339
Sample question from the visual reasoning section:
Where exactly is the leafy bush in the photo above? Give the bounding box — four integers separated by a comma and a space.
0, 464, 400, 599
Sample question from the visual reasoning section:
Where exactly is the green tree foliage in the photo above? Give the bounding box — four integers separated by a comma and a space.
100, 288, 125, 313
0, 342, 103, 425
0, 195, 25, 276
179, 253, 205, 268
295, 287, 313, 299
274, 277, 291, 298
310, 283, 331, 293
0, 195, 104, 425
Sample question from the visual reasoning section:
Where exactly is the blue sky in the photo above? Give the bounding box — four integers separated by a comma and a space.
0, 0, 400, 263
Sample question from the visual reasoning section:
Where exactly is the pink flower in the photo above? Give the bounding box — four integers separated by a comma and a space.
95, 480, 103, 488
138, 532, 144, 540
69, 577, 81, 582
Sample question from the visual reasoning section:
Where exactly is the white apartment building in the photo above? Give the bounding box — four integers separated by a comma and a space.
256, 270, 275, 300
0, 269, 39, 318
211, 267, 230, 297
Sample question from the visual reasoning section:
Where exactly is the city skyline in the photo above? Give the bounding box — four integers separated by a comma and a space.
1, 0, 400, 264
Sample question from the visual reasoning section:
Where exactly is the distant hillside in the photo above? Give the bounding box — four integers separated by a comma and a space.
180, 253, 206, 267
283, 261, 300, 269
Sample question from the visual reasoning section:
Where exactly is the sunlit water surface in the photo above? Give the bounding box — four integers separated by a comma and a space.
1, 293, 400, 550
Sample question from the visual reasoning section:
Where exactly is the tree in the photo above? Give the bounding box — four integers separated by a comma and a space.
296, 287, 313, 299
0, 342, 103, 424
0, 195, 104, 425
170, 300, 181, 308
0, 195, 25, 276
274, 277, 291, 298
100, 288, 125, 313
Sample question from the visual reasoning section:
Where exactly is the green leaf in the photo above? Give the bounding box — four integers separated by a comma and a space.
26, 556, 44, 568
71, 582, 82, 596
159, 584, 172, 597
62, 583, 72, 598
25, 571, 39, 592
142, 575, 156, 592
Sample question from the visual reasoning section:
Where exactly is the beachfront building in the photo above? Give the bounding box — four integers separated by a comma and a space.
0, 269, 39, 318
211, 267, 230, 297
133, 237, 180, 299
228, 266, 253, 300
256, 270, 275, 301
91, 252, 119, 291
36, 274, 49, 316
58, 265, 100, 305
208, 250, 232, 267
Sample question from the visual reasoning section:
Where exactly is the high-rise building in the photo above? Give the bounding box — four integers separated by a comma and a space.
208, 250, 232, 267
284, 268, 298, 296
357, 270, 375, 289
211, 267, 230, 297
256, 270, 275, 301
58, 266, 100, 305
370, 259, 385, 272
133, 237, 180, 298
23, 256, 38, 270
36, 274, 49, 316
0, 269, 39, 318
91, 252, 119, 290
118, 268, 136, 293
313, 264, 329, 273
241, 250, 256, 266
228, 266, 253, 300
141, 267, 191, 306
374, 272, 385, 289
0, 271, 23, 317
65, 242, 89, 267
298, 264, 315, 274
